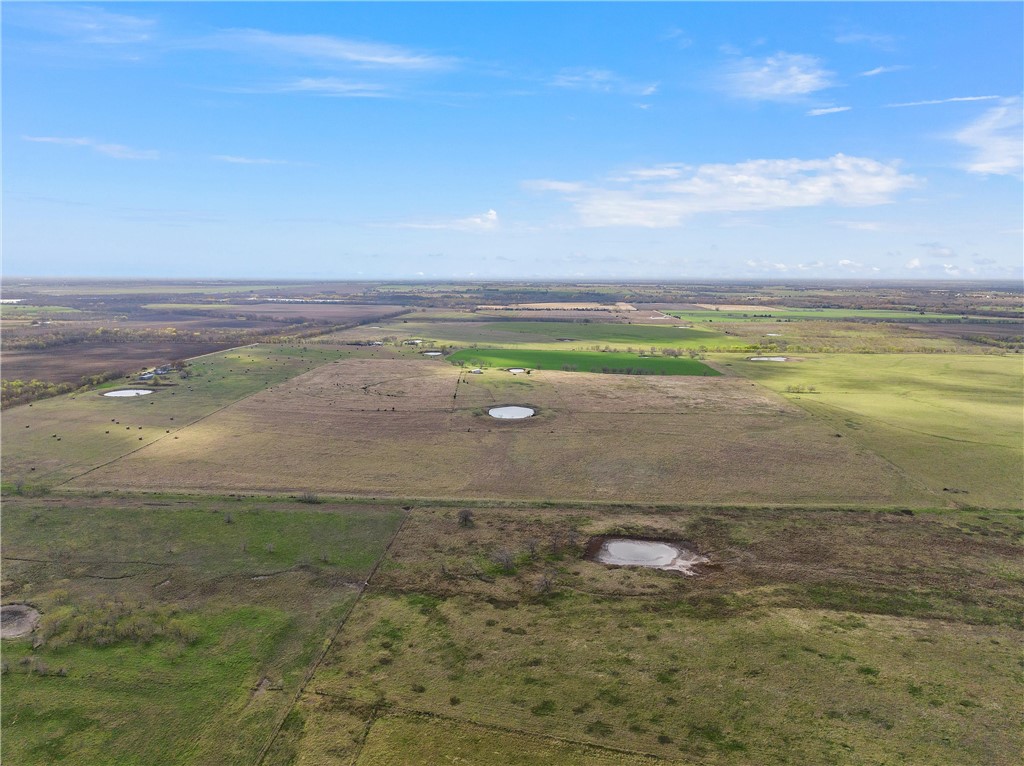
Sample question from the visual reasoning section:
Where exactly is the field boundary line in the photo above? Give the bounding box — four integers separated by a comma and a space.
254, 506, 413, 766
53, 347, 348, 490
307, 699, 673, 764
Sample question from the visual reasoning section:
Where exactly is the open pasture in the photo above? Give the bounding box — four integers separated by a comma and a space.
0, 493, 403, 766
666, 307, 976, 323
447, 348, 721, 376
2, 344, 351, 488
725, 354, 1024, 508
69, 357, 928, 506
326, 319, 750, 351
142, 302, 408, 323
281, 504, 1023, 765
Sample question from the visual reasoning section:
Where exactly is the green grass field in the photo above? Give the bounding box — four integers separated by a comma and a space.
666, 308, 976, 323
447, 348, 721, 376
281, 504, 1024, 765
722, 353, 1024, 508
325, 319, 752, 351
1, 494, 403, 766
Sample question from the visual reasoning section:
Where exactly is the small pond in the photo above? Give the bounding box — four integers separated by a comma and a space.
488, 405, 535, 419
592, 538, 707, 575
507, 367, 526, 373
103, 389, 154, 397
1, 604, 40, 638
748, 356, 790, 362
422, 351, 443, 357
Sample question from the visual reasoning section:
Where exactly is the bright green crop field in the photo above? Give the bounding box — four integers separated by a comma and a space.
447, 348, 721, 376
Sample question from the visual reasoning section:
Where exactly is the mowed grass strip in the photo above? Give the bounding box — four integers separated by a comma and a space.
666, 307, 976, 322
448, 348, 720, 376
1, 494, 404, 766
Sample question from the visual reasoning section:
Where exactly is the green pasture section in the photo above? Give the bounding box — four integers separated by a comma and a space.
724, 353, 1024, 508
447, 348, 721, 376
1, 344, 351, 488
0, 304, 81, 316
355, 715, 657, 766
1, 495, 402, 766
299, 506, 1023, 765
353, 319, 749, 350
667, 308, 975, 323
705, 320, 972, 353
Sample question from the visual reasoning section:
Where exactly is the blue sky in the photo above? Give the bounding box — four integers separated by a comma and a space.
4, 2, 1022, 280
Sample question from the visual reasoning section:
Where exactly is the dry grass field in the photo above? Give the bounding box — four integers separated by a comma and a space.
70, 357, 929, 506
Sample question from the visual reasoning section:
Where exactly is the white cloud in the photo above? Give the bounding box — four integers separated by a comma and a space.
838, 259, 863, 270
905, 257, 921, 269
807, 106, 851, 117
920, 242, 957, 260
255, 78, 392, 98
835, 32, 897, 51
954, 98, 1023, 177
22, 135, 158, 160
723, 53, 834, 101
886, 95, 1000, 108
831, 220, 882, 231
859, 65, 907, 77
397, 209, 499, 231
550, 68, 658, 97
528, 154, 917, 228
207, 28, 455, 70
8, 5, 155, 45
213, 155, 290, 165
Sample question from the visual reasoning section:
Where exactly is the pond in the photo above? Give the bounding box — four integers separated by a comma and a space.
748, 356, 790, 362
103, 389, 154, 397
507, 367, 526, 373
488, 405, 535, 419
592, 538, 707, 575
422, 351, 443, 356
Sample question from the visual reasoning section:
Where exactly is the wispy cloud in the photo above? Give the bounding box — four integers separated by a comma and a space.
527, 154, 916, 228
212, 155, 292, 165
886, 95, 1001, 108
396, 209, 499, 231
807, 106, 851, 117
22, 135, 158, 160
721, 53, 834, 101
205, 28, 455, 70
835, 31, 897, 51
244, 77, 393, 98
859, 65, 907, 77
831, 220, 882, 231
550, 68, 657, 97
953, 98, 1023, 177
7, 4, 156, 45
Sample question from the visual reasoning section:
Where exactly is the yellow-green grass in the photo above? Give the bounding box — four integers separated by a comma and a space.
0, 304, 81, 316
698, 320, 974, 353
293, 505, 1023, 766
67, 358, 928, 507
354, 714, 660, 766
721, 354, 1024, 508
667, 308, 977, 322
0, 494, 403, 766
1, 344, 352, 488
447, 348, 720, 376
325, 319, 751, 351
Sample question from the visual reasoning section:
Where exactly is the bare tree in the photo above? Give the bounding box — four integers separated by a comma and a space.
457, 509, 474, 528
491, 549, 515, 573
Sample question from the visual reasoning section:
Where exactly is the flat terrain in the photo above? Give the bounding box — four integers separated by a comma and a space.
724, 354, 1024, 508
2, 279, 1022, 766
275, 504, 1023, 765
1, 344, 351, 487
66, 356, 927, 506
447, 348, 721, 376
0, 493, 404, 766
